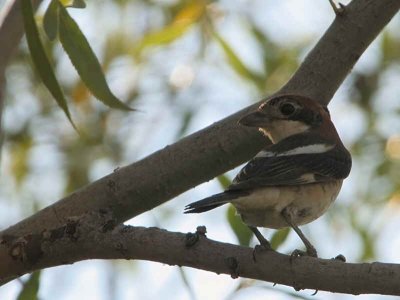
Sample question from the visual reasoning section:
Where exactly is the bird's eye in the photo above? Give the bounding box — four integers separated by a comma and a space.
280, 103, 296, 116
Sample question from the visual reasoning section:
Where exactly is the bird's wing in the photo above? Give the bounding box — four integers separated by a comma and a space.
228, 134, 351, 191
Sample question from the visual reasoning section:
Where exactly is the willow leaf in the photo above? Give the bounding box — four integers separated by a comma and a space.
21, 0, 77, 130
43, 0, 59, 41
58, 4, 133, 111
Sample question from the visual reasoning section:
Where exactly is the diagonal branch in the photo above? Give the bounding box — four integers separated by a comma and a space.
1, 215, 400, 295
2, 0, 399, 238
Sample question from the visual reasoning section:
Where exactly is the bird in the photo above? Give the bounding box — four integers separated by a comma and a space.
184, 94, 352, 257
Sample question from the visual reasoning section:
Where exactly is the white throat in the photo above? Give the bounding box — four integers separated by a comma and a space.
260, 120, 310, 143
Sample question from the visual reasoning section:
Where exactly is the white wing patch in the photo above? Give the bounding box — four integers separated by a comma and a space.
255, 150, 275, 158
255, 144, 335, 158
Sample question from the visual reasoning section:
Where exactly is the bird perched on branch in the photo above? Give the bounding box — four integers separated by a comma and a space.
185, 95, 352, 257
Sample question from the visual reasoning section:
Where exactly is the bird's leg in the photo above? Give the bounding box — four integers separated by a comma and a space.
248, 226, 271, 249
289, 226, 318, 258
248, 226, 272, 261
281, 208, 318, 258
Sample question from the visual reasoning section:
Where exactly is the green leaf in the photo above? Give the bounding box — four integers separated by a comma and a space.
58, 4, 133, 110
17, 271, 41, 300
11, 136, 32, 185
349, 213, 375, 261
134, 1, 205, 55
226, 205, 252, 246
43, 0, 59, 41
270, 227, 290, 250
217, 174, 231, 189
21, 0, 77, 130
176, 109, 193, 139
360, 230, 375, 260
213, 31, 264, 87
135, 24, 191, 54
381, 31, 400, 64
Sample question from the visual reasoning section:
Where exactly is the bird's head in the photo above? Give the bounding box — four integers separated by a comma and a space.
239, 95, 333, 143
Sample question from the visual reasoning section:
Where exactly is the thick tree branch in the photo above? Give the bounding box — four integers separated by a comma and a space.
3, 0, 400, 238
1, 215, 400, 295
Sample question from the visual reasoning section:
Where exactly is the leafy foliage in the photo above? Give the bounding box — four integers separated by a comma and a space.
22, 0, 132, 130
21, 0, 76, 129
16, 272, 41, 300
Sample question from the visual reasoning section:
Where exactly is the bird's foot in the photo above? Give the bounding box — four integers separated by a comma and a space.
290, 249, 306, 261
248, 226, 273, 261
290, 246, 318, 261
281, 208, 318, 259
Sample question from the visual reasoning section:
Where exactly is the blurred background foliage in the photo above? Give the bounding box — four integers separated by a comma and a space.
1, 0, 400, 299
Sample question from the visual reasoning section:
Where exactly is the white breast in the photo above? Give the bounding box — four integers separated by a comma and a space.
232, 180, 343, 229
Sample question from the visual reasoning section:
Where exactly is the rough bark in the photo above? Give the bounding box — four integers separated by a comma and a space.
2, 216, 400, 295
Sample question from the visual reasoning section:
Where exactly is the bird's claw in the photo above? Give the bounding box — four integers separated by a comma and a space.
290, 247, 318, 262
290, 249, 306, 261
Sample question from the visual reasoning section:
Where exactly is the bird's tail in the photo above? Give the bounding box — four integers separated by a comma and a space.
184, 191, 248, 213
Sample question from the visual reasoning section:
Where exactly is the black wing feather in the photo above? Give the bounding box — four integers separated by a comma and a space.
228, 134, 351, 191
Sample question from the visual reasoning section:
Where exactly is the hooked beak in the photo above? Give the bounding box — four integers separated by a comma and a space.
238, 111, 270, 127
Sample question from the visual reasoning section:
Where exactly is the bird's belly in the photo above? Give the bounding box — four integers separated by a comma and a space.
232, 180, 342, 229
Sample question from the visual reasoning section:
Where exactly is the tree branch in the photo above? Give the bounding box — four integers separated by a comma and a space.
1, 215, 400, 295
3, 0, 399, 238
